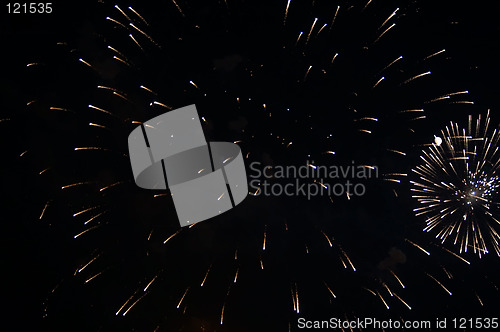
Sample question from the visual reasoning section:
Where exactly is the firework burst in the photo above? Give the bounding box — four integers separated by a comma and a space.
411, 111, 500, 257
4, 0, 499, 330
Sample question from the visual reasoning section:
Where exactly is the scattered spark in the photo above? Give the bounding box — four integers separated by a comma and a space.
424, 49, 446, 61
177, 287, 190, 308
39, 201, 50, 219
283, 0, 291, 26
163, 230, 181, 244
305, 18, 318, 45
405, 238, 431, 255
402, 71, 432, 85
303, 65, 312, 81
324, 282, 336, 298
144, 275, 158, 292
201, 264, 212, 286
374, 23, 396, 43
426, 273, 452, 295
84, 270, 103, 284
393, 292, 412, 310
321, 230, 333, 247
389, 269, 405, 289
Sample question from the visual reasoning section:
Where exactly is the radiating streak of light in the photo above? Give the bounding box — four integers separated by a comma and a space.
295, 31, 303, 45
107, 46, 129, 61
399, 108, 423, 113
39, 201, 50, 219
100, 181, 125, 192
114, 5, 132, 22
76, 254, 100, 274
116, 292, 137, 316
387, 149, 406, 156
363, 287, 377, 296
340, 247, 356, 271
129, 23, 157, 45
439, 246, 470, 264
374, 23, 395, 43
305, 18, 318, 45
189, 80, 199, 89
113, 56, 131, 66
475, 292, 484, 306
177, 287, 190, 308
423, 49, 446, 61
405, 238, 431, 255
450, 101, 474, 104
85, 270, 103, 284
291, 284, 297, 312
85, 211, 106, 225
89, 122, 108, 130
378, 8, 399, 30
295, 283, 300, 313
88, 105, 116, 118
324, 281, 336, 298
330, 52, 339, 63
389, 269, 405, 288
376, 291, 389, 309
152, 101, 172, 109
382, 282, 393, 296
144, 275, 158, 292
171, 0, 185, 17
330, 6, 340, 29
402, 71, 431, 85
113, 91, 132, 102
73, 205, 100, 217
425, 273, 452, 295
283, 0, 291, 26
393, 292, 412, 310
123, 293, 148, 316
163, 230, 181, 244
263, 225, 267, 251
201, 264, 212, 286
140, 85, 157, 95
373, 76, 385, 88
220, 302, 225, 325
106, 17, 127, 29
316, 23, 328, 37
129, 34, 144, 51
321, 230, 333, 247
233, 268, 239, 283
61, 182, 91, 190
49, 107, 72, 113
128, 7, 150, 25
303, 65, 312, 81
78, 58, 95, 70
425, 95, 450, 104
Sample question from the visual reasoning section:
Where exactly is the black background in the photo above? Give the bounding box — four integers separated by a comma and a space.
2, 0, 500, 331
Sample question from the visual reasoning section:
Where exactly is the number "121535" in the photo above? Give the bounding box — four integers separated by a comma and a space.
6, 3, 52, 14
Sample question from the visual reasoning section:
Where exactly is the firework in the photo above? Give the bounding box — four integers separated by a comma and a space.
6, 0, 499, 330
411, 111, 500, 257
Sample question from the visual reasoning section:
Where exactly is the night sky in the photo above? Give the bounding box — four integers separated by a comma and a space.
2, 0, 500, 331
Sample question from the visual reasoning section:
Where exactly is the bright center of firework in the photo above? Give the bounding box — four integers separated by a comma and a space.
434, 136, 442, 146
458, 173, 499, 208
